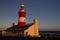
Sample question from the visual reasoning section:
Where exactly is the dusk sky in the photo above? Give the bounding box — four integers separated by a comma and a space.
0, 0, 60, 31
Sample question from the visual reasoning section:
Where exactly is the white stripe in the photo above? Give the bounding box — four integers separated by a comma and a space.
19, 17, 26, 22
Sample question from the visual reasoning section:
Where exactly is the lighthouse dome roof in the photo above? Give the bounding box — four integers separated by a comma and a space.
21, 4, 24, 7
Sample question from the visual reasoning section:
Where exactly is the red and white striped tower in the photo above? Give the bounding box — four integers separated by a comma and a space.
18, 4, 26, 28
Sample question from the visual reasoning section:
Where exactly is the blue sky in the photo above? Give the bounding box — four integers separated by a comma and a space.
0, 0, 60, 31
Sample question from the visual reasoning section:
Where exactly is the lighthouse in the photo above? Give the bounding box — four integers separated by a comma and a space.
18, 4, 26, 28
2, 4, 40, 37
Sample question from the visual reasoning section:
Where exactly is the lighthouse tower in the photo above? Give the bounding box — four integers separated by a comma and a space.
18, 4, 26, 28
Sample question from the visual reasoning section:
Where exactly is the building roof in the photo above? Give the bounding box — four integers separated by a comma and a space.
4, 23, 34, 31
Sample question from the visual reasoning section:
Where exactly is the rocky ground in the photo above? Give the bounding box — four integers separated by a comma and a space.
0, 34, 60, 40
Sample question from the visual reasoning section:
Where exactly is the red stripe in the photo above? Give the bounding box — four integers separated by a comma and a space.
18, 22, 26, 28
19, 12, 26, 17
